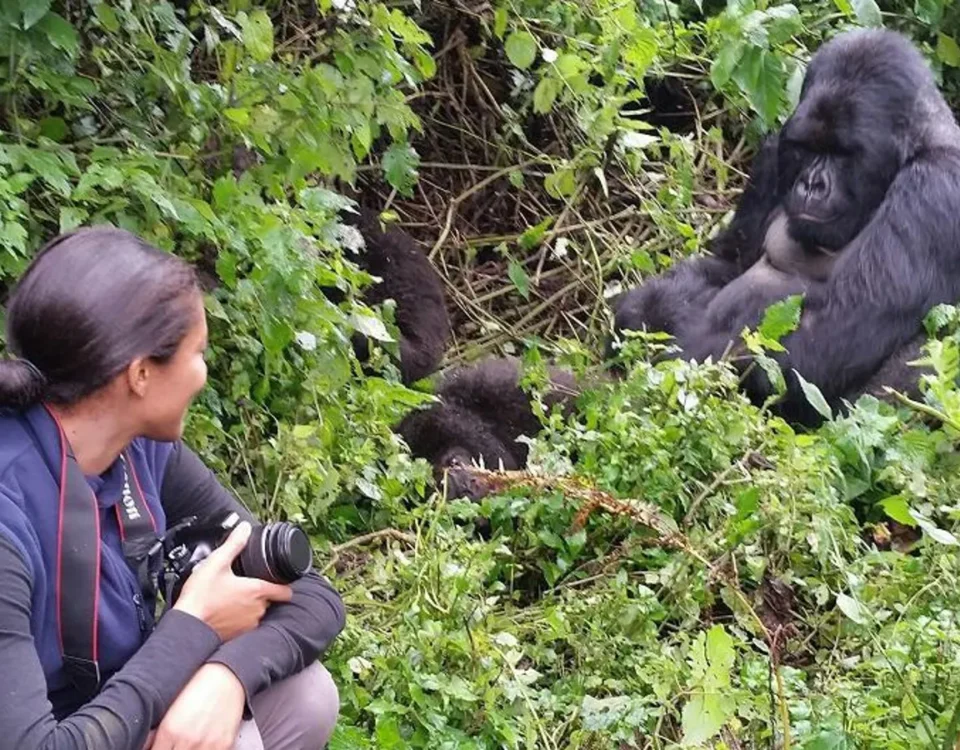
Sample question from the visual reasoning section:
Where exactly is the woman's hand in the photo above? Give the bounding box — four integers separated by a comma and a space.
147, 664, 247, 750
173, 521, 293, 642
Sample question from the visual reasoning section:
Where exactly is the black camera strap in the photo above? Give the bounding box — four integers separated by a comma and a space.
48, 414, 159, 702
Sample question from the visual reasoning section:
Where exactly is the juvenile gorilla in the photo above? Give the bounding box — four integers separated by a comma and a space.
611, 29, 960, 424
337, 208, 451, 384
396, 357, 579, 499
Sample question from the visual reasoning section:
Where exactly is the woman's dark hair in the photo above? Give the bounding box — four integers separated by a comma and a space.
0, 226, 201, 409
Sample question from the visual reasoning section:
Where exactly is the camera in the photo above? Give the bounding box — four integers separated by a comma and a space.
162, 512, 314, 603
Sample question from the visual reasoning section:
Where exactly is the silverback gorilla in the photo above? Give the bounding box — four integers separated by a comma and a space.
337, 208, 451, 384
610, 29, 960, 425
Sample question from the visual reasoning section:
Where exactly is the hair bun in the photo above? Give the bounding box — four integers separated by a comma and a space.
0, 358, 47, 409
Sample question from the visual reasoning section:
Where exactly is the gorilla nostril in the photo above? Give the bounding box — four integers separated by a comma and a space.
799, 172, 829, 200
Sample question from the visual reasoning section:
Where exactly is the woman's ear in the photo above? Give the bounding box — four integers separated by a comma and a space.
126, 356, 150, 398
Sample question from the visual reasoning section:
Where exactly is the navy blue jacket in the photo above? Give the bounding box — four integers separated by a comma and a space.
0, 404, 346, 748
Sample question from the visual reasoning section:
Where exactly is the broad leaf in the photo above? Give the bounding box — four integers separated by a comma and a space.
852, 0, 883, 26
382, 143, 420, 197
938, 34, 960, 67
508, 259, 530, 300
239, 9, 274, 62
915, 515, 959, 546
493, 6, 508, 38
795, 370, 833, 421
836, 593, 868, 625
37, 12, 78, 54
351, 312, 394, 343
20, 0, 51, 30
505, 31, 538, 70
758, 295, 802, 343
879, 495, 917, 527
533, 76, 561, 113
711, 41, 744, 89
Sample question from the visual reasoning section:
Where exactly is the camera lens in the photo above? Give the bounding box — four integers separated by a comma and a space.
234, 522, 313, 584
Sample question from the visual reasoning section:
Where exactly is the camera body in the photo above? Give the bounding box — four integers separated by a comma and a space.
163, 512, 313, 603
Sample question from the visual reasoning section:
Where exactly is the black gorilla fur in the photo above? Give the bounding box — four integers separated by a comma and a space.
396, 357, 579, 499
338, 208, 451, 384
611, 29, 960, 425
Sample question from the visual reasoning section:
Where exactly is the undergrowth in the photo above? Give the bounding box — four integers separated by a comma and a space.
3, 0, 960, 747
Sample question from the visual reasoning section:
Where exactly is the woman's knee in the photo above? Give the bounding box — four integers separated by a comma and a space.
251, 661, 340, 749
299, 662, 340, 746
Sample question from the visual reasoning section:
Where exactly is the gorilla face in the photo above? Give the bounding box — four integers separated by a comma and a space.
777, 69, 903, 252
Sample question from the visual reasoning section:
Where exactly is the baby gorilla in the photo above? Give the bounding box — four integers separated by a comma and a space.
336, 208, 451, 384
396, 357, 579, 499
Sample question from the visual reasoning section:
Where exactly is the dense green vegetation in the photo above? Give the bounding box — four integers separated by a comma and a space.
7, 0, 960, 747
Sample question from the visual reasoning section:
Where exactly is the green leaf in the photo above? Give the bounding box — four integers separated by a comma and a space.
39, 117, 68, 142
705, 624, 735, 674
533, 76, 561, 114
58, 206, 88, 233
493, 6, 508, 39
879, 495, 917, 527
682, 694, 730, 745
785, 61, 805, 112
938, 34, 960, 67
941, 696, 960, 750
261, 314, 295, 355
20, 0, 51, 30
327, 725, 372, 750
917, 0, 944, 24
37, 12, 78, 53
740, 49, 785, 128
624, 28, 659, 79
412, 48, 436, 79
519, 216, 552, 250
374, 716, 405, 749
238, 9, 274, 63
833, 0, 853, 14
734, 487, 760, 520
544, 167, 576, 198
852, 0, 883, 26
711, 41, 744, 89
508, 259, 530, 300
681, 626, 735, 745
914, 514, 959, 546
805, 730, 850, 750
381, 142, 420, 197
795, 370, 833, 421
224, 108, 250, 126
23, 149, 71, 197
836, 593, 868, 625
758, 294, 802, 343
630, 249, 655, 273
505, 31, 537, 70
93, 2, 120, 32
765, 4, 801, 44
350, 312, 394, 342
756, 353, 786, 394
555, 53, 585, 80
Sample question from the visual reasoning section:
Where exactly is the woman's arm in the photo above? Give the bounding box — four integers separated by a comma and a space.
160, 442, 346, 702
0, 532, 222, 750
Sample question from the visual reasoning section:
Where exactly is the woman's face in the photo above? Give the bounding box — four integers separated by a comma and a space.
137, 293, 209, 442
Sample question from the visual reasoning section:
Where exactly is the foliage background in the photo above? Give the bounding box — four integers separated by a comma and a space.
5, 0, 960, 747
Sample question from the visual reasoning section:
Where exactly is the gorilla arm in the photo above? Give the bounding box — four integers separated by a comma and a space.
707, 135, 784, 271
